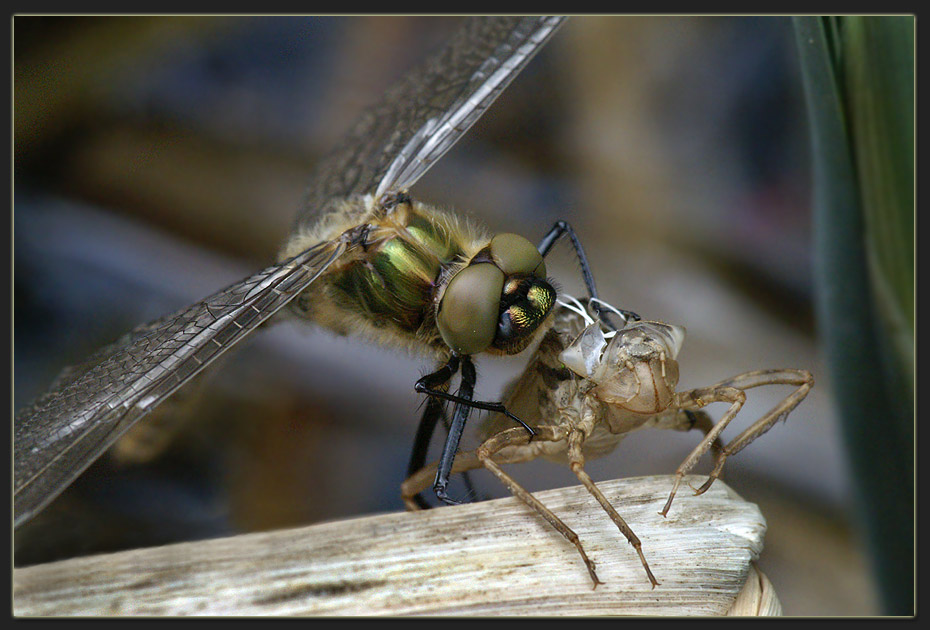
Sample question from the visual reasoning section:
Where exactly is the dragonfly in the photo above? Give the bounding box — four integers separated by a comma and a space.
402, 296, 814, 587
15, 17, 635, 530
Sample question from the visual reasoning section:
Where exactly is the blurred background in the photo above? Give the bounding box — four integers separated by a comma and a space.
14, 16, 888, 615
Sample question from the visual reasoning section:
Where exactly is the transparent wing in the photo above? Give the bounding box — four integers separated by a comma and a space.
15, 17, 566, 528
294, 16, 565, 232
14, 240, 347, 527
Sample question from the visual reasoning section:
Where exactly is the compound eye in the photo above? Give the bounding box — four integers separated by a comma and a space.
489, 233, 546, 278
437, 263, 505, 355
495, 276, 556, 354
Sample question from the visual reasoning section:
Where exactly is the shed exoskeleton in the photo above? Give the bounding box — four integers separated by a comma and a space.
402, 297, 814, 587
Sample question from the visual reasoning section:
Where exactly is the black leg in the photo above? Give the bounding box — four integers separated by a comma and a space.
415, 382, 536, 436
433, 356, 478, 505
409, 357, 483, 508
537, 220, 640, 327
410, 358, 460, 473
406, 394, 445, 510
415, 356, 535, 505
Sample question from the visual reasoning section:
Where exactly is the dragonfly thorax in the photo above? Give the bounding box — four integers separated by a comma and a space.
283, 193, 555, 359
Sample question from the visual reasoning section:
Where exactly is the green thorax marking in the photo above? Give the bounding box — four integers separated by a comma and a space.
330, 210, 465, 334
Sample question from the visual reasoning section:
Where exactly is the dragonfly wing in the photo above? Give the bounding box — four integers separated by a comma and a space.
15, 16, 566, 528
294, 16, 565, 231
14, 240, 347, 527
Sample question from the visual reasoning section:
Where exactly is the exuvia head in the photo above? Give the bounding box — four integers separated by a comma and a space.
560, 317, 686, 415
437, 233, 556, 356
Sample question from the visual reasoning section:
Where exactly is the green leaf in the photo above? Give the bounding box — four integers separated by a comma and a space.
843, 16, 914, 409
793, 16, 914, 615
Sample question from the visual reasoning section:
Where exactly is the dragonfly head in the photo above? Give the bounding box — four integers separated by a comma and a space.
437, 233, 555, 356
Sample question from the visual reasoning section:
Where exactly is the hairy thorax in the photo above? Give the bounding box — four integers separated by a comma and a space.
278, 195, 489, 358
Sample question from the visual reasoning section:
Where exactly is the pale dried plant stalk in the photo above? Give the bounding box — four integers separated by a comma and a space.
14, 475, 778, 617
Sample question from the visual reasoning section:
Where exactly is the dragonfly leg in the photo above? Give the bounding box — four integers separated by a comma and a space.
432, 356, 477, 505
566, 428, 658, 588
408, 356, 481, 509
402, 422, 557, 512
537, 220, 639, 328
415, 366, 536, 438
655, 409, 727, 467
659, 370, 813, 516
401, 447, 483, 511
474, 425, 605, 587
688, 370, 814, 497
659, 386, 747, 517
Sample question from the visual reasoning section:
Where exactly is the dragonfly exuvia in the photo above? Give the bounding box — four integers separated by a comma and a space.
403, 296, 813, 587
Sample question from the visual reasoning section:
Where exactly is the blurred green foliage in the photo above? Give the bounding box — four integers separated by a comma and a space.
794, 16, 914, 615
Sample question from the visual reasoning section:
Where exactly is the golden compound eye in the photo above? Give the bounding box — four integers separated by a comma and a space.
526, 284, 552, 305
496, 275, 556, 353
437, 263, 504, 355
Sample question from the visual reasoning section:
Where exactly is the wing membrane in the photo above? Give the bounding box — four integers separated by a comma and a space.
14, 240, 346, 526
15, 16, 567, 528
295, 16, 565, 230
